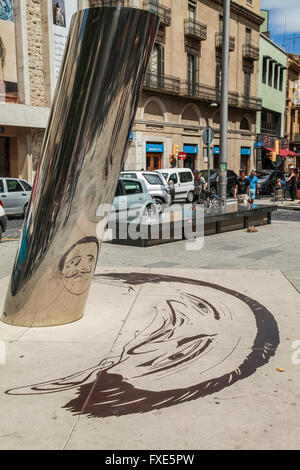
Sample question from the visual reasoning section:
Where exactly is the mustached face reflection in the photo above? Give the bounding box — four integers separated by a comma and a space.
60, 238, 98, 295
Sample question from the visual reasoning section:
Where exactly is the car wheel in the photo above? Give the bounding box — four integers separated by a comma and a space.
154, 198, 163, 212
186, 191, 194, 203
22, 203, 28, 218
145, 203, 156, 216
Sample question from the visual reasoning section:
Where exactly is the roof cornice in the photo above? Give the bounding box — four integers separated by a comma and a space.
209, 0, 265, 26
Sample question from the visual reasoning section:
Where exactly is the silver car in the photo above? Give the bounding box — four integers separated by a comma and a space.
0, 178, 32, 216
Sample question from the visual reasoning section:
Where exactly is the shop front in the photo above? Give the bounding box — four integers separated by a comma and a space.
146, 142, 163, 170
183, 145, 198, 170
0, 135, 9, 176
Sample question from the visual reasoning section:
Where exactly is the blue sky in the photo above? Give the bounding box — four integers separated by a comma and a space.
261, 0, 300, 54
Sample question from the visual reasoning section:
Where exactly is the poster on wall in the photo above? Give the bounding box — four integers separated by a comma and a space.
0, 0, 18, 103
52, 0, 78, 84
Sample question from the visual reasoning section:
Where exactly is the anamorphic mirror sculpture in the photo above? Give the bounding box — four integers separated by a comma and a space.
2, 6, 159, 327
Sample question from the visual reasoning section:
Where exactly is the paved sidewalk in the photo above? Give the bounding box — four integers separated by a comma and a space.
0, 267, 299, 450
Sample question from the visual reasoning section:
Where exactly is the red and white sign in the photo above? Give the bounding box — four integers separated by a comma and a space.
178, 152, 187, 160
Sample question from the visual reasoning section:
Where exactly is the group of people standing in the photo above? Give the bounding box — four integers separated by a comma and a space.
193, 167, 299, 204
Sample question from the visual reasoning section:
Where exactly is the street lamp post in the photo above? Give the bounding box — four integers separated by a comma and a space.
218, 0, 230, 207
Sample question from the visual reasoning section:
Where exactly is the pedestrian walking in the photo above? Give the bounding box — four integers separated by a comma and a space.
247, 168, 259, 203
193, 170, 206, 203
287, 167, 297, 201
234, 170, 251, 203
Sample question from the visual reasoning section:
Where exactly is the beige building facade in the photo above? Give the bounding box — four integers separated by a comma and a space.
0, 0, 264, 182
127, 0, 264, 173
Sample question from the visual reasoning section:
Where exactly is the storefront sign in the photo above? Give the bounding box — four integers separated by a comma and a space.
183, 145, 198, 154
241, 147, 251, 156
146, 143, 164, 153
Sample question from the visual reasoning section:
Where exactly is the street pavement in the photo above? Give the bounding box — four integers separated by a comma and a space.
0, 266, 299, 450
0, 199, 300, 449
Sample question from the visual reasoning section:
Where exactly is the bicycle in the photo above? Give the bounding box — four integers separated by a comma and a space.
192, 190, 220, 210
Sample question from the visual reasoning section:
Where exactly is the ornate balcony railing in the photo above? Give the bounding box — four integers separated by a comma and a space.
143, 0, 171, 27
182, 82, 238, 106
144, 72, 181, 94
239, 95, 262, 110
96, 0, 125, 6
215, 33, 235, 52
243, 43, 259, 61
184, 19, 207, 41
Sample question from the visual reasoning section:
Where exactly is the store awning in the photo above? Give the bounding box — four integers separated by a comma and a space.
265, 147, 298, 157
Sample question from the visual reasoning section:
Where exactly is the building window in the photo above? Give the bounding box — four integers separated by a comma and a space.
246, 27, 251, 44
150, 43, 164, 76
187, 53, 199, 84
268, 61, 273, 87
262, 57, 267, 84
188, 0, 196, 20
279, 67, 284, 91
261, 109, 281, 136
219, 15, 223, 33
274, 64, 278, 89
244, 71, 251, 97
240, 117, 250, 131
216, 58, 222, 94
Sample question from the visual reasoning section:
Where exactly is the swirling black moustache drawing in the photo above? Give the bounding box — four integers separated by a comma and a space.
5, 272, 280, 418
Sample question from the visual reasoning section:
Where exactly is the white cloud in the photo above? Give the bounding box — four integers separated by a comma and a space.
261, 0, 300, 34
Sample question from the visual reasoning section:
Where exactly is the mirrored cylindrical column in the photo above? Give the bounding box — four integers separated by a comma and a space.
2, 6, 159, 327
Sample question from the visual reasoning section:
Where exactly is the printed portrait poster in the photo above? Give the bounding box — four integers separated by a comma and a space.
52, 0, 78, 84
0, 0, 18, 102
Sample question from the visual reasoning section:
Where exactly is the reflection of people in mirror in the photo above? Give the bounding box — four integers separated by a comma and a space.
53, 1, 65, 27
59, 237, 99, 295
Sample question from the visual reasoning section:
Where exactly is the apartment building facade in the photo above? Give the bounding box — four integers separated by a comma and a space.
127, 0, 263, 173
0, 0, 263, 182
285, 53, 300, 169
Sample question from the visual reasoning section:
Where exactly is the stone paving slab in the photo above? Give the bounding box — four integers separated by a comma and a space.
0, 267, 299, 450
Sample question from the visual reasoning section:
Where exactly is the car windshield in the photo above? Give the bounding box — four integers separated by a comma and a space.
143, 173, 163, 185
257, 172, 271, 180
161, 173, 168, 181
199, 170, 218, 180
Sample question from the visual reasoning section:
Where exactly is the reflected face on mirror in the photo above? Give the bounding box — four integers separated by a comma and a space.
60, 238, 99, 295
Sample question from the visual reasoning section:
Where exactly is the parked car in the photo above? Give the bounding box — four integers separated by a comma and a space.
108, 177, 156, 223
0, 177, 32, 216
156, 168, 194, 203
256, 170, 284, 194
0, 200, 7, 241
120, 170, 171, 210
198, 169, 238, 196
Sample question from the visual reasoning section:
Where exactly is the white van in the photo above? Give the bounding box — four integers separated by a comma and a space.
155, 168, 194, 203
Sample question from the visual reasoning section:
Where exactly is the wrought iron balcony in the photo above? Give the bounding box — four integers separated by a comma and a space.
239, 95, 262, 110
243, 42, 259, 61
143, 0, 171, 27
215, 33, 235, 52
96, 0, 125, 6
181, 82, 238, 106
184, 19, 207, 41
144, 72, 181, 94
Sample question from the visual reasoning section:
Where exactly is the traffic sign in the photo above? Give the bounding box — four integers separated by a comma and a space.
202, 126, 214, 146
178, 151, 187, 160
